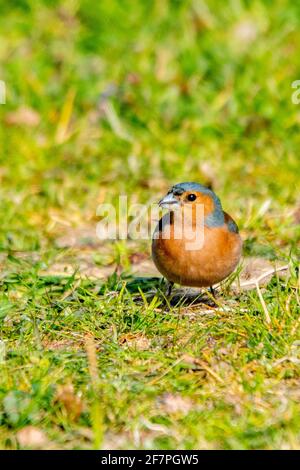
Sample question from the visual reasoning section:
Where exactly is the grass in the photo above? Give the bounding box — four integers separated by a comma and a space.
0, 0, 300, 450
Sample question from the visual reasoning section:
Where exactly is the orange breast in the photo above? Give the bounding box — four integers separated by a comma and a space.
152, 214, 242, 287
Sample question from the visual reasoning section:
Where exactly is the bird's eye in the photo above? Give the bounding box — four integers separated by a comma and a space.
187, 193, 196, 201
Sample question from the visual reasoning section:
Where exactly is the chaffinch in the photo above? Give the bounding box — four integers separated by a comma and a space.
152, 182, 242, 295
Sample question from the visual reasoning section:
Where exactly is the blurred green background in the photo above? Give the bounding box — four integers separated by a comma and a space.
0, 0, 299, 450
0, 0, 299, 251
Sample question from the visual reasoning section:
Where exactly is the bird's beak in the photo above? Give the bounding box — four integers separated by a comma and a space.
158, 193, 180, 210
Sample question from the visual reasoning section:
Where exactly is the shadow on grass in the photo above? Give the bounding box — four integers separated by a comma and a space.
99, 272, 217, 307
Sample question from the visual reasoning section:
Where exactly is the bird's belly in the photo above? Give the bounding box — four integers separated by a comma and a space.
152, 226, 242, 287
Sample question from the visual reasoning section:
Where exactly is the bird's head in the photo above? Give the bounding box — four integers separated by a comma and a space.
158, 182, 224, 226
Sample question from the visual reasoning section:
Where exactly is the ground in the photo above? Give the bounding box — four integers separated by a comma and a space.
0, 0, 300, 450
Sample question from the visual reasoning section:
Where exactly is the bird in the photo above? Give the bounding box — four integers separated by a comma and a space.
152, 182, 242, 296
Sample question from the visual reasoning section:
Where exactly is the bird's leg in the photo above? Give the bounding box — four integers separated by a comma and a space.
167, 281, 174, 296
209, 286, 216, 298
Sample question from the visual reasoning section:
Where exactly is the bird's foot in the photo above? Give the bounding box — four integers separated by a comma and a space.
206, 286, 218, 307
